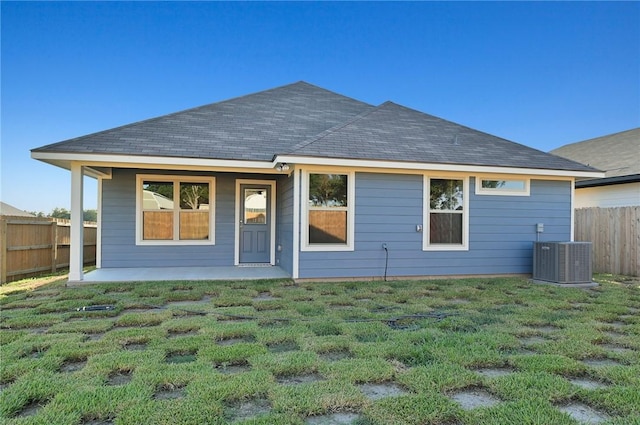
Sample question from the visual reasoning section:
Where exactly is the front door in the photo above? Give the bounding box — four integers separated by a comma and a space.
239, 184, 271, 263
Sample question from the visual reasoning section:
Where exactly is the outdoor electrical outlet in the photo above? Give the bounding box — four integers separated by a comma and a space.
382, 243, 388, 249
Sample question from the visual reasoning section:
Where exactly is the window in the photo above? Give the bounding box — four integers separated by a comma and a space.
424, 176, 468, 250
137, 175, 215, 245
302, 171, 354, 251
476, 177, 530, 196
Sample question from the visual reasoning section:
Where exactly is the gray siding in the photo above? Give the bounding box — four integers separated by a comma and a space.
101, 169, 281, 268
298, 173, 571, 279
276, 174, 294, 275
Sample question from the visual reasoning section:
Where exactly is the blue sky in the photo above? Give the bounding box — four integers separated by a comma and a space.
2, 1, 639, 213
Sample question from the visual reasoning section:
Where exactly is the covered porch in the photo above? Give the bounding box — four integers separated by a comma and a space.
74, 265, 291, 284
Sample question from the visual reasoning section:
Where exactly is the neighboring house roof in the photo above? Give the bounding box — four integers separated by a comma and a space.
32, 81, 599, 175
0, 202, 35, 217
551, 128, 640, 188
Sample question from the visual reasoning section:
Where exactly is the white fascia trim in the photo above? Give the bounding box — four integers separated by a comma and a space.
32, 152, 278, 171
275, 155, 605, 179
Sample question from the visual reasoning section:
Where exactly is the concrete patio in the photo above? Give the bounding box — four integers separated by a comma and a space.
73, 265, 291, 284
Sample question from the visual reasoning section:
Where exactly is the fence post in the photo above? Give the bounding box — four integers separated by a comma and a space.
0, 218, 6, 284
51, 220, 58, 273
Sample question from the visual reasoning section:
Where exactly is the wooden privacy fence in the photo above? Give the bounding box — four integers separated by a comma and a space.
574, 206, 639, 277
0, 216, 97, 284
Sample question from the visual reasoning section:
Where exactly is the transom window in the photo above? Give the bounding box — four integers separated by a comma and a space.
476, 177, 530, 196
136, 175, 215, 245
424, 176, 469, 250
302, 171, 355, 251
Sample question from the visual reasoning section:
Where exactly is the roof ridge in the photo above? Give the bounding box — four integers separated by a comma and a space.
283, 102, 388, 156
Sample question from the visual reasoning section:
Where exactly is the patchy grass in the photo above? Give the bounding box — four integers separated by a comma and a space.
0, 275, 638, 424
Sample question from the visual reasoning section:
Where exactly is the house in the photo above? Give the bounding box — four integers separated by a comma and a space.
551, 128, 640, 208
0, 202, 35, 217
31, 82, 602, 282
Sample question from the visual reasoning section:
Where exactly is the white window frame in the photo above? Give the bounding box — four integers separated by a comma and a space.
301, 169, 355, 252
423, 175, 469, 251
136, 174, 216, 245
475, 176, 530, 196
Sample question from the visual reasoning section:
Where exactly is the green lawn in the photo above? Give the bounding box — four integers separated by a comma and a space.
0, 275, 638, 425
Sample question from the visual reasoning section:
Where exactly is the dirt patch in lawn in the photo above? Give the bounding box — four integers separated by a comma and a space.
120, 308, 159, 315
25, 346, 48, 358
215, 363, 251, 374
558, 403, 610, 424
358, 383, 407, 401
475, 367, 515, 378
583, 358, 624, 367
604, 321, 626, 330
154, 384, 185, 400
253, 293, 279, 301
166, 295, 212, 308
599, 344, 635, 355
167, 329, 199, 339
450, 389, 501, 410
603, 330, 625, 339
107, 370, 133, 386
85, 332, 105, 341
531, 325, 560, 334
166, 351, 197, 364
123, 342, 147, 351
61, 359, 87, 373
226, 398, 272, 422
319, 350, 352, 362
82, 418, 114, 425
216, 336, 256, 346
305, 412, 363, 424
17, 400, 46, 418
258, 319, 290, 328
520, 336, 549, 346
568, 378, 609, 390
447, 298, 471, 305
268, 341, 299, 353
277, 373, 324, 385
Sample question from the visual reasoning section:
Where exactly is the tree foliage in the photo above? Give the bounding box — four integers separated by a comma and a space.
430, 179, 463, 210
309, 174, 347, 207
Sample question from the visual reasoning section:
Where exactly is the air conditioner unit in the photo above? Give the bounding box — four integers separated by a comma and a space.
533, 242, 592, 284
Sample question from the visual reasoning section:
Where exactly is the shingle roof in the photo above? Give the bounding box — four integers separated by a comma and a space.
0, 202, 35, 217
289, 101, 596, 171
551, 128, 640, 178
33, 82, 374, 162
33, 81, 598, 173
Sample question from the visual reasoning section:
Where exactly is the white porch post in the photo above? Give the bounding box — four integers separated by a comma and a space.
69, 162, 84, 282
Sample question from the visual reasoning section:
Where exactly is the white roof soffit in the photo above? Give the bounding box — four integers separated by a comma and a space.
275, 155, 605, 179
31, 152, 279, 173
31, 151, 605, 179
